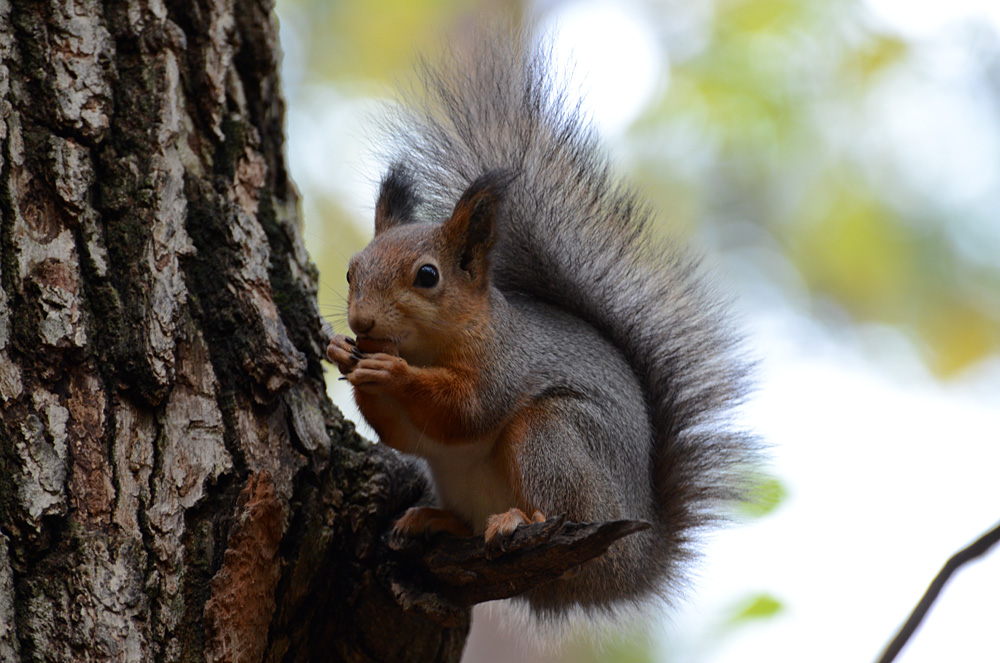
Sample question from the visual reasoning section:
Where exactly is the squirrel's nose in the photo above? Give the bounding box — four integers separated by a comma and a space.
348, 309, 375, 336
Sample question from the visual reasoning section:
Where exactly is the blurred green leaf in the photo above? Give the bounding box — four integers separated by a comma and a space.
841, 34, 909, 84
278, 0, 520, 83
739, 476, 788, 519
791, 174, 912, 319
637, 0, 1000, 376
924, 298, 1000, 376
726, 593, 785, 626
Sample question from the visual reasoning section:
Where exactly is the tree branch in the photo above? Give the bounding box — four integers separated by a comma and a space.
384, 516, 651, 626
876, 520, 1000, 663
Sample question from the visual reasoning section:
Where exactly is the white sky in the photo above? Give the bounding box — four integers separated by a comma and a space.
537, 1, 662, 136
865, 0, 1000, 38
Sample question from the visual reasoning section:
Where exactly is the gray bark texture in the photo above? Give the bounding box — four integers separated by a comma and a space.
0, 1, 468, 661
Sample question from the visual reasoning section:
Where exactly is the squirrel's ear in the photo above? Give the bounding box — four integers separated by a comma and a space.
374, 164, 420, 235
443, 170, 516, 279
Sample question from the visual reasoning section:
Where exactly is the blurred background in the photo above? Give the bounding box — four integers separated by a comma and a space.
272, 0, 1000, 661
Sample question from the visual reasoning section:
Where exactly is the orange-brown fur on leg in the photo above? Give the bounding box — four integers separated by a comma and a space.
393, 506, 473, 538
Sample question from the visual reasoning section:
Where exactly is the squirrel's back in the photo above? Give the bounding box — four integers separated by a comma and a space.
382, 27, 758, 610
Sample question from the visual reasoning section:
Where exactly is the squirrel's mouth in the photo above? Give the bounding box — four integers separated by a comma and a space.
355, 336, 399, 355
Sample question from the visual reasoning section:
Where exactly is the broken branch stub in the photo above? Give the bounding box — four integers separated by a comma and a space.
384, 517, 650, 625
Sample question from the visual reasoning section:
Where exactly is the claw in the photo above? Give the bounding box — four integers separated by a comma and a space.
484, 508, 543, 559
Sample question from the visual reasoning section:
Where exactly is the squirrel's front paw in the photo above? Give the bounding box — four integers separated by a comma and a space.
484, 508, 546, 557
326, 334, 363, 375
348, 352, 408, 394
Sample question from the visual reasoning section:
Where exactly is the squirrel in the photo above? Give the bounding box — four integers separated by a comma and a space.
326, 30, 758, 617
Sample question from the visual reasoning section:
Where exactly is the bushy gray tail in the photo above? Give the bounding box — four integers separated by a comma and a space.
383, 27, 758, 590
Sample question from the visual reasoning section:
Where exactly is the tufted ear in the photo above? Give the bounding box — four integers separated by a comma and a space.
442, 170, 517, 281
374, 164, 420, 235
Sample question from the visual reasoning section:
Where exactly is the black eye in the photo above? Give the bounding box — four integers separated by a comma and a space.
414, 264, 439, 288
346, 270, 351, 285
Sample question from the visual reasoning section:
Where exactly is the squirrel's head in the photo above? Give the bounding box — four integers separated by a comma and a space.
346, 166, 514, 365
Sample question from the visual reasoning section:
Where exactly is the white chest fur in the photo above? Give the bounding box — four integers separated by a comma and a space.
361, 394, 517, 533
416, 436, 516, 534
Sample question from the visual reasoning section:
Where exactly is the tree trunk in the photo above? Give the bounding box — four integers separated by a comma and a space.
0, 1, 466, 661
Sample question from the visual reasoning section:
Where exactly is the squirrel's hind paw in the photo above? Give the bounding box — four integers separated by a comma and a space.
391, 506, 472, 543
484, 508, 546, 557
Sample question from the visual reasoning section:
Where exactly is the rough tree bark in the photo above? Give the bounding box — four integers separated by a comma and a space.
0, 3, 647, 662
0, 1, 468, 661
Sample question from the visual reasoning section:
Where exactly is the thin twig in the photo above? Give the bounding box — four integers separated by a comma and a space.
876, 520, 1000, 663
